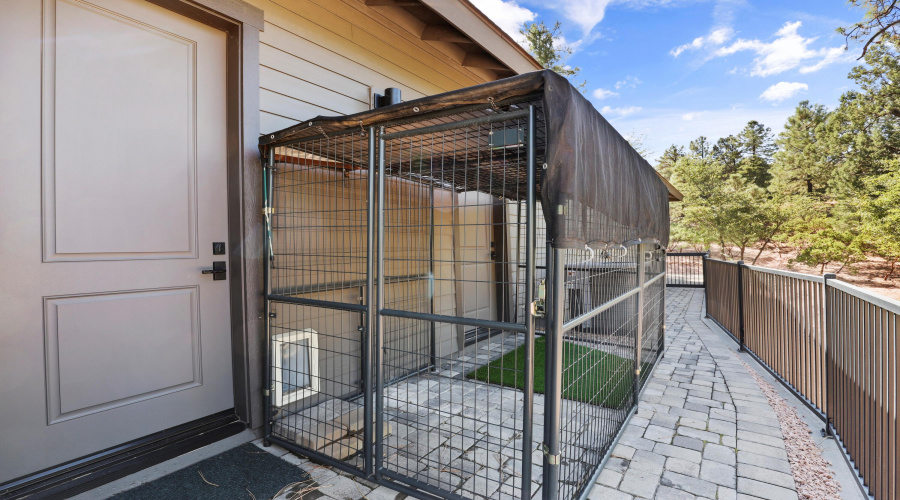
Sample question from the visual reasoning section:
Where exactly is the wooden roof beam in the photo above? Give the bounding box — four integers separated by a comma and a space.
420, 24, 475, 44
365, 0, 421, 7
462, 53, 508, 71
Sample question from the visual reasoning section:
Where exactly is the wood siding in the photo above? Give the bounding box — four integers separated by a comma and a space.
246, 0, 499, 134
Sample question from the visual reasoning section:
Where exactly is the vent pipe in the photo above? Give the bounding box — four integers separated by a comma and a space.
374, 88, 401, 108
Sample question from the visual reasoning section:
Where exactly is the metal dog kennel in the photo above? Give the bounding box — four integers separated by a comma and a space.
258, 70, 670, 500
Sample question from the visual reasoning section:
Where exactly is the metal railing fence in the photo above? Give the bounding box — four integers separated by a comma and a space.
665, 252, 707, 287
704, 257, 899, 499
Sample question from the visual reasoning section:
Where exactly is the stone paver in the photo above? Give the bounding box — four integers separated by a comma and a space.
228, 289, 844, 500
592, 288, 800, 499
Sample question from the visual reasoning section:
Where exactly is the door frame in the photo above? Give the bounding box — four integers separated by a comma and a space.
144, 0, 265, 429
0, 0, 263, 497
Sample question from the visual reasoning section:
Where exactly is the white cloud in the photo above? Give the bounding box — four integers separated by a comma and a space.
713, 21, 846, 76
469, 0, 536, 42
671, 27, 734, 57
614, 76, 642, 89
592, 88, 619, 100
601, 105, 643, 117
681, 112, 703, 121
553, 0, 614, 36
799, 46, 847, 73
760, 81, 808, 102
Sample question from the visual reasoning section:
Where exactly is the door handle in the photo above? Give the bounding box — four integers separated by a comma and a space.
202, 261, 227, 281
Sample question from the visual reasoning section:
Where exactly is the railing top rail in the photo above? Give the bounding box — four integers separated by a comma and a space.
706, 258, 740, 267
828, 279, 900, 315
667, 252, 708, 256
743, 263, 825, 283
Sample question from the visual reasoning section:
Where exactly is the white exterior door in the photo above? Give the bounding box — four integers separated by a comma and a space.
0, 0, 233, 482
455, 192, 498, 338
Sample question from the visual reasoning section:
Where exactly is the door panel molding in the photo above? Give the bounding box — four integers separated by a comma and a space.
44, 286, 202, 424
41, 0, 200, 262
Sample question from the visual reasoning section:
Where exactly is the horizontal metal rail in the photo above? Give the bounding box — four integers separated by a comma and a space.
743, 263, 825, 283
380, 109, 529, 140
561, 272, 666, 332
828, 278, 900, 314
379, 308, 528, 333
270, 273, 430, 297
267, 294, 367, 313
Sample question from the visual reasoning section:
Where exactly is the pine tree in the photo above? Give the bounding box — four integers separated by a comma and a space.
656, 145, 684, 179
689, 136, 712, 159
739, 120, 776, 162
520, 21, 584, 89
770, 102, 834, 196
712, 135, 743, 175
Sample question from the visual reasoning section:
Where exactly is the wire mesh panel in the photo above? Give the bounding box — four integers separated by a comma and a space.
266, 133, 372, 473
376, 106, 540, 500
552, 245, 642, 500
640, 244, 666, 389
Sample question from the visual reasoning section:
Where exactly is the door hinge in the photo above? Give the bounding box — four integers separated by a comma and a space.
531, 279, 546, 317
542, 444, 560, 465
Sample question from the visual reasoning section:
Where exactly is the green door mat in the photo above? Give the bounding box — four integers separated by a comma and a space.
112, 443, 311, 500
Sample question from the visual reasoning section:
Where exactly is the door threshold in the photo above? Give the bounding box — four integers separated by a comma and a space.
0, 410, 245, 500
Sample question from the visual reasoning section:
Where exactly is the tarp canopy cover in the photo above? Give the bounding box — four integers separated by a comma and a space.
259, 70, 670, 249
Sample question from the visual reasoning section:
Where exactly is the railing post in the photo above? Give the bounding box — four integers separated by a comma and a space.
702, 254, 710, 318
736, 261, 745, 352
822, 272, 836, 437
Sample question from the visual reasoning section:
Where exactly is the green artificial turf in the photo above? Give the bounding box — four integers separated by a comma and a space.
467, 337, 636, 408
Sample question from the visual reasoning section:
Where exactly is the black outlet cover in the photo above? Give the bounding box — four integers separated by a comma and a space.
213, 242, 226, 255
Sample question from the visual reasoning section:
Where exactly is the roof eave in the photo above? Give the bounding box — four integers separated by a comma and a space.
418, 0, 543, 75
656, 172, 684, 201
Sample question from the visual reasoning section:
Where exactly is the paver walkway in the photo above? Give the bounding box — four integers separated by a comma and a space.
88, 288, 855, 500
590, 288, 803, 500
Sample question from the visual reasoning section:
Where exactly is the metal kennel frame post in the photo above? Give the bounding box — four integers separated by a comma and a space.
364, 126, 377, 477
542, 246, 564, 500
520, 104, 537, 500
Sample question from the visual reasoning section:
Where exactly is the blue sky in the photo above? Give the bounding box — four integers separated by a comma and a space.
470, 0, 863, 159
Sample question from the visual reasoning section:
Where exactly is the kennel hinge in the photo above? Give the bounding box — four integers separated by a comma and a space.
542, 444, 560, 465
531, 279, 546, 317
